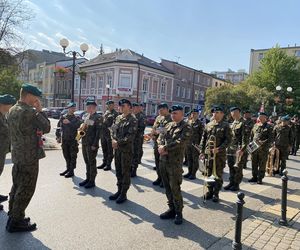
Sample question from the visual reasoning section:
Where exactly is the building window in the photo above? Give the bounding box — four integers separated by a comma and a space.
75, 77, 80, 90
215, 82, 218, 87
119, 74, 132, 89
181, 87, 186, 98
176, 85, 180, 97
91, 75, 96, 89
186, 88, 191, 99
142, 78, 149, 92
98, 75, 104, 90
81, 79, 86, 89
151, 104, 156, 115
258, 53, 264, 60
161, 82, 166, 94
107, 74, 113, 88
295, 50, 300, 57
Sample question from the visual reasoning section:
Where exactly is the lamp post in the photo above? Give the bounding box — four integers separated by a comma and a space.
274, 85, 293, 115
106, 84, 110, 101
59, 38, 89, 102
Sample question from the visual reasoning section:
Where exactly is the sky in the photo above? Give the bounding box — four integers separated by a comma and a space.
19, 0, 300, 73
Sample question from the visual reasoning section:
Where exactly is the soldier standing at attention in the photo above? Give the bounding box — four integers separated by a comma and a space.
0, 94, 16, 211
79, 100, 101, 189
109, 99, 137, 204
290, 115, 300, 156
6, 83, 50, 233
131, 102, 146, 177
56, 102, 81, 178
151, 103, 172, 187
273, 116, 293, 175
224, 107, 248, 192
241, 110, 254, 169
199, 106, 232, 202
138, 103, 146, 164
157, 105, 191, 225
98, 100, 118, 171
184, 108, 204, 180
248, 112, 273, 184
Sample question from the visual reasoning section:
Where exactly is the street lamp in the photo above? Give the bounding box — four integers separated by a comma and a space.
59, 38, 89, 102
106, 84, 110, 100
273, 85, 294, 115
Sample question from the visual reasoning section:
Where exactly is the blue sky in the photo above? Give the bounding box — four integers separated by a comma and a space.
22, 0, 300, 73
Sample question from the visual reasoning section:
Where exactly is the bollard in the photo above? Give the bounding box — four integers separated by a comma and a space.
232, 192, 245, 250
279, 169, 289, 226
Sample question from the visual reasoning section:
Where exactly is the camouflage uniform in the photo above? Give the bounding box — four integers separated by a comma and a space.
186, 118, 204, 177
291, 121, 300, 155
111, 113, 137, 194
158, 119, 191, 213
240, 118, 254, 168
81, 113, 102, 183
56, 113, 81, 172
152, 114, 172, 183
0, 112, 9, 177
273, 124, 293, 173
200, 119, 232, 196
7, 101, 50, 221
250, 122, 274, 181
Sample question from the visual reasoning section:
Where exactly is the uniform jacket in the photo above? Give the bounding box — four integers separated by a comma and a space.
102, 109, 118, 137
152, 114, 172, 143
228, 118, 248, 153
273, 124, 293, 148
188, 118, 204, 145
56, 113, 81, 142
250, 122, 274, 151
0, 112, 10, 154
135, 112, 147, 135
81, 112, 101, 147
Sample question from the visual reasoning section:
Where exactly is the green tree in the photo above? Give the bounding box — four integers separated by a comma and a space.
0, 68, 21, 98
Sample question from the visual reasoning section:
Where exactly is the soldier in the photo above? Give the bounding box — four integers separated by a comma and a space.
138, 103, 146, 164
56, 102, 81, 178
224, 107, 248, 191
0, 94, 16, 211
79, 100, 101, 189
98, 100, 118, 171
273, 116, 293, 175
6, 83, 50, 233
248, 112, 273, 184
199, 106, 232, 202
241, 110, 254, 169
151, 103, 172, 187
131, 102, 146, 177
109, 99, 137, 204
157, 105, 191, 225
184, 108, 204, 180
290, 115, 300, 156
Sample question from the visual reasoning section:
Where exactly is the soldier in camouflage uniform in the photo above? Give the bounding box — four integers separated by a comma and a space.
138, 103, 146, 164
199, 106, 232, 202
56, 102, 81, 178
240, 111, 254, 169
6, 84, 50, 233
131, 102, 146, 177
248, 112, 274, 184
0, 94, 16, 211
151, 103, 172, 187
79, 100, 102, 189
98, 100, 118, 171
109, 99, 137, 204
224, 107, 248, 192
290, 115, 300, 156
157, 105, 191, 225
183, 108, 204, 180
273, 116, 293, 175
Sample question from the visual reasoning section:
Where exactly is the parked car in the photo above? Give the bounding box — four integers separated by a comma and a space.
74, 110, 87, 120
42, 108, 52, 118
50, 108, 65, 119
146, 115, 156, 126
60, 109, 68, 117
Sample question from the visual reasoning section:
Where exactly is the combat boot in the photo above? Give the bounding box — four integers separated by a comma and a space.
97, 162, 106, 169
109, 187, 121, 200
79, 179, 89, 186
257, 179, 263, 185
6, 219, 37, 233
204, 191, 213, 200
116, 191, 127, 204
84, 181, 95, 189
152, 178, 161, 186
174, 212, 183, 225
159, 181, 164, 188
183, 172, 191, 178
103, 165, 111, 171
224, 183, 234, 190
248, 177, 257, 183
65, 170, 74, 178
230, 184, 240, 191
159, 209, 176, 219
131, 168, 137, 178
59, 169, 69, 176
212, 194, 219, 203
188, 174, 196, 180
0, 194, 8, 202
0, 204, 3, 211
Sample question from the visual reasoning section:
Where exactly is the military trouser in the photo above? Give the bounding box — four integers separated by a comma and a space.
82, 144, 98, 182
0, 152, 5, 176
251, 148, 268, 180
153, 142, 161, 180
227, 155, 243, 185
206, 153, 226, 195
292, 138, 300, 155
132, 133, 144, 169
115, 148, 132, 192
8, 161, 39, 221
138, 133, 144, 163
187, 144, 199, 176
101, 134, 114, 166
160, 157, 183, 213
240, 150, 249, 168
277, 146, 289, 173
62, 140, 79, 171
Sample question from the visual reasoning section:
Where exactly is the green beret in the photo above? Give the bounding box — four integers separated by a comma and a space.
258, 112, 268, 117
0, 94, 16, 105
66, 102, 76, 108
230, 107, 241, 112
106, 100, 114, 105
171, 104, 183, 112
158, 103, 169, 109
86, 100, 97, 106
22, 83, 42, 97
132, 102, 139, 107
211, 106, 224, 113
118, 99, 131, 107
139, 103, 144, 107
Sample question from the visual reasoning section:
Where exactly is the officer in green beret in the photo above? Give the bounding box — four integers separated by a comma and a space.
6, 83, 51, 232
79, 100, 102, 188
109, 99, 137, 204
158, 105, 191, 225
56, 102, 81, 178
0, 94, 16, 211
151, 103, 172, 187
131, 102, 146, 177
98, 100, 118, 171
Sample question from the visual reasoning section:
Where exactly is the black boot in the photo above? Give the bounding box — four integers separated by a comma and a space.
159, 181, 164, 188
224, 183, 234, 190
248, 177, 257, 183
65, 170, 74, 178
188, 174, 196, 180
97, 162, 106, 169
109, 189, 121, 200
79, 179, 89, 186
230, 184, 240, 191
59, 169, 69, 176
6, 219, 37, 233
84, 181, 95, 189
153, 178, 161, 186
212, 194, 219, 203
116, 191, 127, 204
174, 212, 183, 225
257, 179, 263, 184
204, 191, 213, 200
183, 172, 191, 178
103, 165, 111, 171
159, 209, 176, 219
0, 194, 8, 203
131, 168, 137, 178
0, 204, 3, 211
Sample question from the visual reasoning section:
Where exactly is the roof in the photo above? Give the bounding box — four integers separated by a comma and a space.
55, 58, 88, 68
80, 49, 173, 74
250, 45, 300, 52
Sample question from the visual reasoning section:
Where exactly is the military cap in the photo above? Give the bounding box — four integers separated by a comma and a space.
139, 103, 144, 107
171, 104, 183, 112
106, 100, 114, 105
66, 102, 76, 108
0, 94, 16, 105
280, 115, 290, 121
118, 99, 132, 107
21, 83, 42, 97
158, 103, 169, 109
132, 102, 139, 107
258, 112, 268, 117
211, 106, 224, 113
230, 107, 241, 112
86, 100, 97, 106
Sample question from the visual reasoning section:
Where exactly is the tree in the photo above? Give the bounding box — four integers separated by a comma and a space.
0, 68, 21, 98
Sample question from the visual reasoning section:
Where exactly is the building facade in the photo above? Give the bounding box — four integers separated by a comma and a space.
211, 69, 248, 84
211, 77, 232, 88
